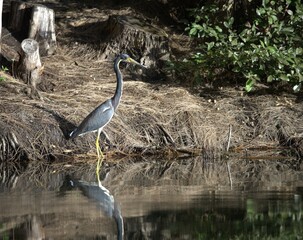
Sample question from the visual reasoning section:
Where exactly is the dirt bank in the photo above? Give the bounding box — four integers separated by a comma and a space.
1, 0, 303, 171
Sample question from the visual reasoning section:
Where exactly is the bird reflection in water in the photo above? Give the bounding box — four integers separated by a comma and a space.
66, 177, 124, 240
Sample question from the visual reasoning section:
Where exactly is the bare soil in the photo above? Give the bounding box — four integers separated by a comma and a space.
1, 0, 303, 176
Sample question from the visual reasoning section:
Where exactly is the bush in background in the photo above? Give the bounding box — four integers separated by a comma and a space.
175, 0, 303, 91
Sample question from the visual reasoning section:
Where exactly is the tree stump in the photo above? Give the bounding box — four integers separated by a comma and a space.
0, 0, 3, 61
8, 1, 32, 39
100, 15, 170, 73
17, 38, 43, 98
8, 1, 56, 56
28, 5, 57, 56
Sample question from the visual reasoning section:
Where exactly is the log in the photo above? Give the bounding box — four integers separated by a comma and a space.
100, 15, 170, 71
1, 27, 22, 62
17, 38, 43, 98
8, 1, 56, 56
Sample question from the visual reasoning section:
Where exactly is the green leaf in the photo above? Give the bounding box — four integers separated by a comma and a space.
271, 15, 278, 22
252, 56, 258, 63
237, 61, 242, 67
257, 8, 266, 15
245, 79, 255, 92
228, 50, 232, 58
229, 17, 234, 26
278, 22, 284, 32
281, 27, 294, 33
209, 29, 218, 39
231, 38, 238, 46
262, 0, 269, 6
215, 26, 223, 32
192, 23, 203, 30
293, 83, 301, 92
189, 28, 197, 36
296, 48, 303, 55
207, 42, 215, 51
239, 29, 248, 37
267, 46, 276, 54
267, 75, 273, 82
280, 74, 289, 81
264, 37, 269, 46
279, 58, 289, 66
251, 44, 258, 49
223, 21, 229, 28
286, 57, 294, 64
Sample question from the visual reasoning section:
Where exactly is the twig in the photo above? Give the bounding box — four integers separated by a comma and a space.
227, 161, 232, 189
226, 125, 233, 189
157, 124, 175, 146
226, 124, 232, 152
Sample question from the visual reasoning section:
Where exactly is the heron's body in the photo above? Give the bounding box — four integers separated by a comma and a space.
69, 53, 145, 182
69, 99, 114, 138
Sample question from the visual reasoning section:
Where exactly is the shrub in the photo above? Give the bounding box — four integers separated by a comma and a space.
180, 0, 303, 91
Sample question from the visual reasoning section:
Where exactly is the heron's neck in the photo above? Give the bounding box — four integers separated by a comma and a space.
112, 58, 123, 110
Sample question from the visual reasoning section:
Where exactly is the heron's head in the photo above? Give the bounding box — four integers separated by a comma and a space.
119, 54, 147, 68
120, 53, 130, 61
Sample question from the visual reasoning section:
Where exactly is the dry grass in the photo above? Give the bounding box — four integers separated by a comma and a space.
1, 43, 303, 165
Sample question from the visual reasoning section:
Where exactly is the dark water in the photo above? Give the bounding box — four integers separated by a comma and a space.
0, 178, 303, 240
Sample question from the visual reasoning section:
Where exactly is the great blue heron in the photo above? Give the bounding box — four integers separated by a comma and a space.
69, 54, 146, 178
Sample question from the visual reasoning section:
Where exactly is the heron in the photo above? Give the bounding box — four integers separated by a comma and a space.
69, 53, 146, 180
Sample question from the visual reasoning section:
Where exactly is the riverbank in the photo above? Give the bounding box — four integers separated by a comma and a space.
1, 0, 303, 171
1, 58, 303, 165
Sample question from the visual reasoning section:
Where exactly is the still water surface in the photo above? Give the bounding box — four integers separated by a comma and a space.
0, 176, 302, 240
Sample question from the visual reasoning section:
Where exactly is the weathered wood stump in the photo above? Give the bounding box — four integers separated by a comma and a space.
101, 15, 170, 71
17, 38, 43, 98
8, 0, 56, 56
28, 5, 57, 56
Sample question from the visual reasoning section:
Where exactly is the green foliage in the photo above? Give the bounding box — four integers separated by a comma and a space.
0, 66, 8, 82
182, 0, 303, 91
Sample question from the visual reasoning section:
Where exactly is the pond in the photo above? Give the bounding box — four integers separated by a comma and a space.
0, 158, 303, 240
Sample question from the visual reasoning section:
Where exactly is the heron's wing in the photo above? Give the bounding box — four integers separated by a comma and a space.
70, 99, 114, 138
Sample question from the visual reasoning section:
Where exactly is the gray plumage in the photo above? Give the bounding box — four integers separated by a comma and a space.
69, 99, 114, 138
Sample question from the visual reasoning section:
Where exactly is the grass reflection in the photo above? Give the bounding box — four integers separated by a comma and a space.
193, 195, 303, 239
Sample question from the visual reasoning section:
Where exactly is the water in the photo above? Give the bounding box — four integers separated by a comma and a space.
0, 178, 303, 240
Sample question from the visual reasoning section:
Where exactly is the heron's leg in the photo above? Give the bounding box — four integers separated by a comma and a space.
96, 129, 104, 184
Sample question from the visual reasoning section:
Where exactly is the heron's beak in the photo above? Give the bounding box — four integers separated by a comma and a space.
127, 57, 147, 68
